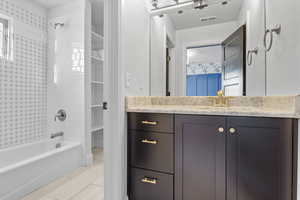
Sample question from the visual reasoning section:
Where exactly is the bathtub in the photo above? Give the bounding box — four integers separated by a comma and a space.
0, 140, 82, 200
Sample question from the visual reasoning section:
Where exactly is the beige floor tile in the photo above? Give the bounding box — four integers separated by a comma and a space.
21, 175, 70, 200
22, 150, 104, 200
46, 165, 100, 200
71, 185, 104, 200
93, 174, 104, 187
39, 197, 56, 200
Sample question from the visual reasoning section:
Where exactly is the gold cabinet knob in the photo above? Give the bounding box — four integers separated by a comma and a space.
218, 127, 225, 133
229, 128, 236, 134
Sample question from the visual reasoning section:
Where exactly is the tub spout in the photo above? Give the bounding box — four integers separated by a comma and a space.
51, 132, 64, 139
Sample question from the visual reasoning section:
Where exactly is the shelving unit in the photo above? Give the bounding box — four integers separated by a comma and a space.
88, 0, 104, 152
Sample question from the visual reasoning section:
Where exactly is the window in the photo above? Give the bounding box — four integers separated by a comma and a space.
0, 14, 12, 60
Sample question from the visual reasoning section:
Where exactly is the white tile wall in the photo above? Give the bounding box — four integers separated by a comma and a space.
0, 0, 47, 149
0, 0, 47, 31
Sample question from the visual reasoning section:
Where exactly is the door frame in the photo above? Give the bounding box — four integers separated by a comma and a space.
104, 0, 127, 200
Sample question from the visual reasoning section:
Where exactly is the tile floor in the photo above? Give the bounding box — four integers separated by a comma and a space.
21, 149, 104, 200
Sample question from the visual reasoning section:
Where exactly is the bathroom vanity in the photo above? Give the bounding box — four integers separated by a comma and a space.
126, 96, 300, 200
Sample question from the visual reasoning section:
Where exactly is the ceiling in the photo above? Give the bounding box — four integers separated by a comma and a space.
152, 0, 244, 30
32, 0, 103, 9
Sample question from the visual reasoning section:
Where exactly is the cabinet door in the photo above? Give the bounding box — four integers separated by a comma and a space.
227, 117, 293, 200
175, 115, 226, 200
265, 0, 300, 95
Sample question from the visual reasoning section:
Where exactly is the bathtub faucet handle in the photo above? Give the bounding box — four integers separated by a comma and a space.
54, 109, 67, 122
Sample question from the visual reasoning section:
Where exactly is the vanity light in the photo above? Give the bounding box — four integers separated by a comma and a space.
151, 0, 158, 8
200, 16, 217, 22
193, 0, 208, 9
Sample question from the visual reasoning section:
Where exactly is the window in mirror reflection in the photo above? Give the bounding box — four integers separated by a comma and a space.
186, 45, 222, 96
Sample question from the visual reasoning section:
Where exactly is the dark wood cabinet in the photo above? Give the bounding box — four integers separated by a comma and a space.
128, 113, 297, 200
128, 113, 174, 133
226, 117, 294, 200
175, 115, 226, 200
129, 130, 174, 173
128, 113, 175, 200
130, 168, 174, 200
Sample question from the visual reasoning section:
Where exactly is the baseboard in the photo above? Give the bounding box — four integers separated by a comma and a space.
85, 152, 94, 166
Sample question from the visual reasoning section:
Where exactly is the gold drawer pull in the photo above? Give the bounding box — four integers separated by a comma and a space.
141, 139, 158, 145
141, 120, 158, 125
141, 177, 157, 184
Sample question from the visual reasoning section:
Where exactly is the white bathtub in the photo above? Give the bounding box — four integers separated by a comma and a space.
0, 140, 82, 200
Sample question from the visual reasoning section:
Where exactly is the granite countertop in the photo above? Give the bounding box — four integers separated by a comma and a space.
126, 96, 300, 119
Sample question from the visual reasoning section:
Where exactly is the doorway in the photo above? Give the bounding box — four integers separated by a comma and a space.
186, 25, 246, 97
186, 45, 223, 96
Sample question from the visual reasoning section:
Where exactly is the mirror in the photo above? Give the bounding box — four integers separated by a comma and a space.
144, 0, 300, 96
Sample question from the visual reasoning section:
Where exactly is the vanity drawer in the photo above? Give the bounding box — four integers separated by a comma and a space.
128, 113, 174, 133
129, 168, 174, 200
129, 131, 174, 173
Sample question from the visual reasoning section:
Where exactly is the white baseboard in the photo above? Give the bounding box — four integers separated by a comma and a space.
85, 153, 94, 166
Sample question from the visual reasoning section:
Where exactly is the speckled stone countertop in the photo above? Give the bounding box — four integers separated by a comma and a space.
126, 96, 300, 118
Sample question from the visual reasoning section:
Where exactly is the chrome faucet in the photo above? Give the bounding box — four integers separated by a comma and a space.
50, 132, 64, 139
54, 109, 67, 122
214, 90, 228, 107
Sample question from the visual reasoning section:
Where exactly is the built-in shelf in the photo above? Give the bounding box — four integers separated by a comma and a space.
91, 104, 102, 108
89, 3, 105, 152
92, 31, 104, 39
91, 56, 104, 62
91, 126, 104, 133
91, 81, 104, 85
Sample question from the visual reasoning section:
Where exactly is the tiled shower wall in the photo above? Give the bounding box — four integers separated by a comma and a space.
0, 0, 47, 149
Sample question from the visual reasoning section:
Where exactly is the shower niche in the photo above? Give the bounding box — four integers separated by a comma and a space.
86, 0, 104, 161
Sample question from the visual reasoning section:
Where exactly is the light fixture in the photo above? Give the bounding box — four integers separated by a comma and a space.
200, 16, 217, 22
193, 0, 208, 10
151, 0, 158, 8
222, 1, 228, 5
150, 0, 231, 16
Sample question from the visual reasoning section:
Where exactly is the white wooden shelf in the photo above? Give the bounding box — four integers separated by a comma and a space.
91, 31, 104, 39
91, 56, 104, 62
91, 126, 104, 133
91, 81, 104, 85
91, 104, 102, 108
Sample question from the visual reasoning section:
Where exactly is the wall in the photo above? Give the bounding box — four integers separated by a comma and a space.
0, 0, 47, 149
150, 15, 176, 96
47, 0, 86, 163
237, 0, 266, 96
122, 0, 150, 96
187, 45, 222, 75
265, 0, 300, 96
174, 21, 238, 96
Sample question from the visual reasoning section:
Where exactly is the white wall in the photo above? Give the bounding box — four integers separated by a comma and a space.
174, 21, 239, 96
122, 0, 150, 96
47, 0, 86, 164
150, 15, 176, 96
237, 0, 266, 96
265, 0, 300, 95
